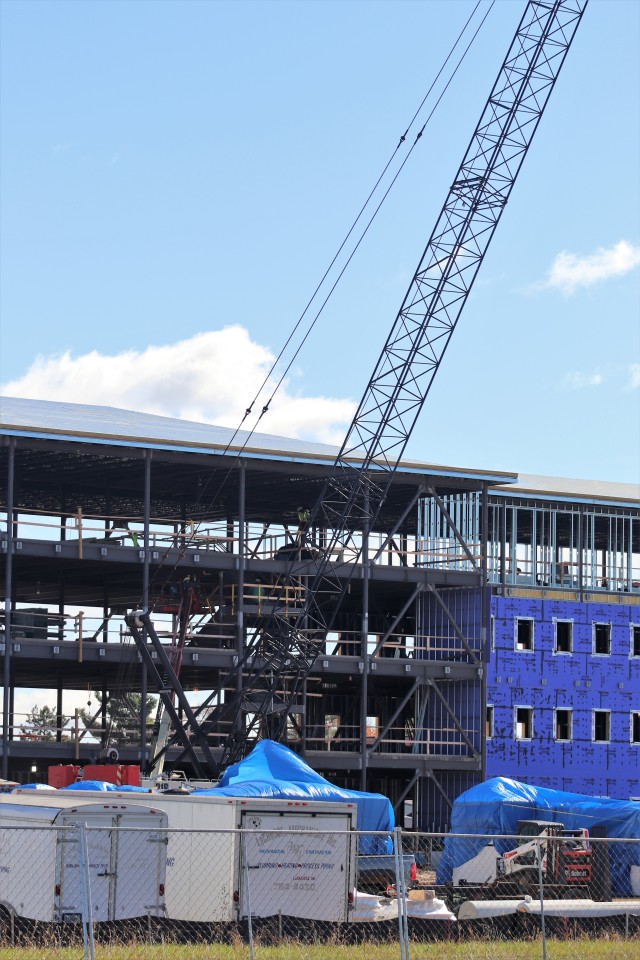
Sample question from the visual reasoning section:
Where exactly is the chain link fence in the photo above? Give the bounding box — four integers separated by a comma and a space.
0, 824, 638, 958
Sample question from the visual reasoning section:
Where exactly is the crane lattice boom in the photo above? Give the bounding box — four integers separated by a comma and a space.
128, 0, 587, 777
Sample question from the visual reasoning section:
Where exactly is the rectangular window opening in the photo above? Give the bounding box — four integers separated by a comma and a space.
593, 623, 611, 656
515, 706, 533, 740
555, 620, 573, 654
593, 710, 611, 743
515, 618, 534, 652
555, 708, 572, 741
366, 716, 379, 743
486, 705, 494, 739
632, 712, 640, 744
324, 714, 340, 746
632, 625, 640, 658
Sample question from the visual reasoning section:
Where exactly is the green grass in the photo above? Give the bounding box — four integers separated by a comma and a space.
0, 940, 637, 960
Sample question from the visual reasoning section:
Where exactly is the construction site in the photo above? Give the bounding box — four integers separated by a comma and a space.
1, 0, 639, 835
1, 396, 638, 831
2, 3, 640, 955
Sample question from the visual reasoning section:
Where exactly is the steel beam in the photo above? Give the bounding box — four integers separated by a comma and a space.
427, 678, 479, 759
124, 611, 219, 778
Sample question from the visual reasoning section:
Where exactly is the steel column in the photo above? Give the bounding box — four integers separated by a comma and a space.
480, 482, 489, 780
234, 460, 246, 741
360, 488, 370, 791
140, 449, 152, 764
56, 680, 63, 745
2, 438, 15, 779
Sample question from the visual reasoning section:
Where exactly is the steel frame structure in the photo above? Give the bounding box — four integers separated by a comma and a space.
136, 0, 587, 774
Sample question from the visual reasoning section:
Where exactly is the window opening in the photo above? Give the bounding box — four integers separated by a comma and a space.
593, 623, 611, 656
555, 708, 572, 741
593, 710, 611, 742
632, 625, 640, 658
632, 712, 640, 744
515, 706, 533, 740
486, 705, 494, 739
515, 618, 533, 651
366, 716, 379, 743
554, 620, 573, 654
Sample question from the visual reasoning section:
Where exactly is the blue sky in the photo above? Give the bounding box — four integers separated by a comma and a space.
1, 0, 639, 483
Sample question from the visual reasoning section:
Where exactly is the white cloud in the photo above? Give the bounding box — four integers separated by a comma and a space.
628, 364, 640, 390
1, 326, 356, 445
541, 241, 640, 295
562, 371, 603, 390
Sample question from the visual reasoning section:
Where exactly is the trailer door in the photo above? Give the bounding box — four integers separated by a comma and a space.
110, 811, 167, 920
58, 809, 167, 922
58, 820, 113, 922
240, 812, 353, 921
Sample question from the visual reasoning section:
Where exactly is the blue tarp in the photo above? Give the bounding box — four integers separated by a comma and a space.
16, 780, 149, 792
62, 781, 150, 792
196, 740, 394, 853
437, 777, 640, 895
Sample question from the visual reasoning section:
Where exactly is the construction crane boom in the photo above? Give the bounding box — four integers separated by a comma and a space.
127, 0, 587, 777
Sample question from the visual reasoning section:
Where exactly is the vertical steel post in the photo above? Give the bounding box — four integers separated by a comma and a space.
140, 449, 152, 765
578, 504, 585, 598
241, 829, 255, 960
2, 438, 15, 780
237, 460, 246, 655
480, 483, 489, 781
500, 502, 507, 586
236, 460, 246, 736
78, 824, 96, 960
360, 486, 370, 792
75, 708, 80, 760
393, 826, 409, 960
56, 680, 63, 744
537, 837, 547, 960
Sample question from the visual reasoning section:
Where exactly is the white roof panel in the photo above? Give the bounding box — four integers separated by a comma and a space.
492, 473, 639, 506
0, 396, 516, 484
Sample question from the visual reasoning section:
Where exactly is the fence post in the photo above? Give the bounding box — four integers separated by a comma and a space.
241, 830, 255, 960
78, 824, 95, 960
393, 827, 410, 960
537, 836, 547, 960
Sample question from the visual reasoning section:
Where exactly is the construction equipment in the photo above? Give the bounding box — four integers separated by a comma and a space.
126, 0, 588, 779
452, 820, 592, 897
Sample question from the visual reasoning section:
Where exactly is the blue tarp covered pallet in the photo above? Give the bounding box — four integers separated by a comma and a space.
197, 740, 394, 853
437, 777, 640, 896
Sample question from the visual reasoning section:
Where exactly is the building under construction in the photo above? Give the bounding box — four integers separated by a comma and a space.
2, 397, 638, 828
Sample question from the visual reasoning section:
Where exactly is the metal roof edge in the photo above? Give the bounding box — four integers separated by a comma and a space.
490, 487, 640, 509
0, 420, 516, 485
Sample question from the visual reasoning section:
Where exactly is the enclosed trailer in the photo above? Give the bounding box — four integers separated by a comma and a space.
29, 791, 357, 922
0, 798, 167, 924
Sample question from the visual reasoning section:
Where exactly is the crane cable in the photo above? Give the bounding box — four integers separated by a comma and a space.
252, 0, 496, 433
141, 0, 495, 608
235, 0, 489, 437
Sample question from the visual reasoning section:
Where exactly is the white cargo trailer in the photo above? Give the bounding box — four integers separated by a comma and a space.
0, 798, 167, 924
25, 791, 357, 923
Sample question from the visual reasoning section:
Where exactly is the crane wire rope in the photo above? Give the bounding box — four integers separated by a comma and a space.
253, 0, 496, 433
139, 0, 495, 614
